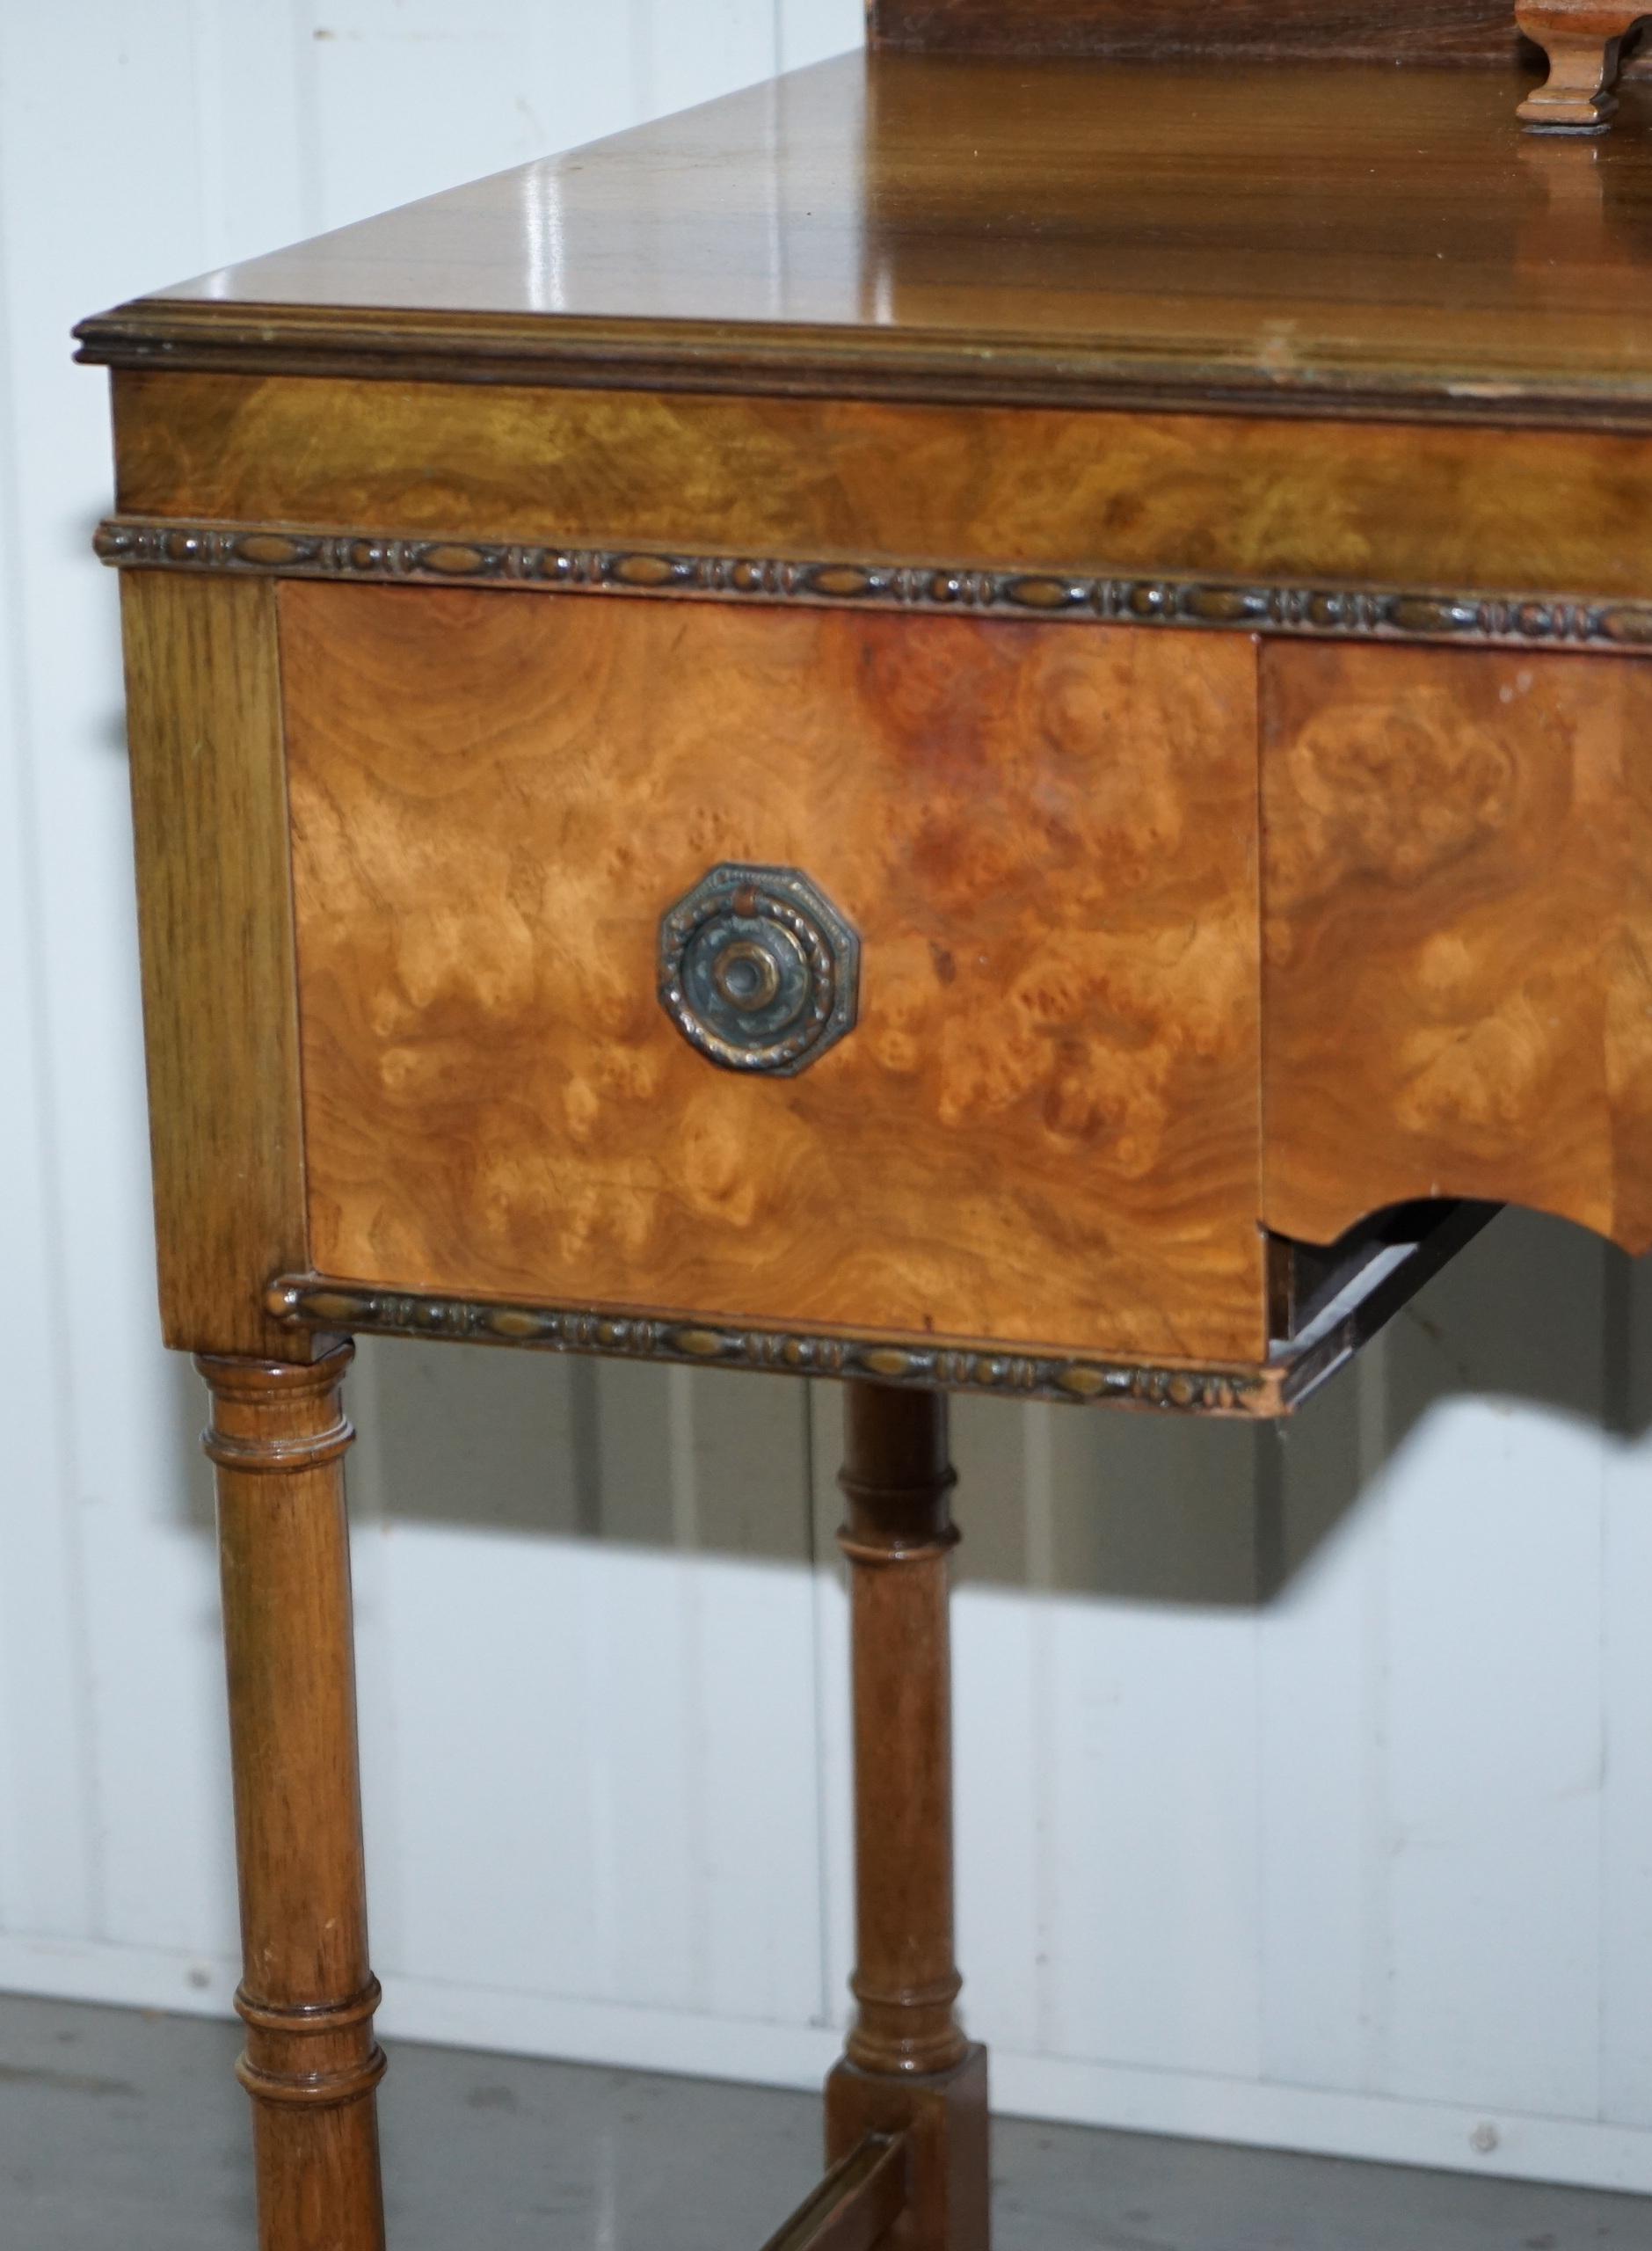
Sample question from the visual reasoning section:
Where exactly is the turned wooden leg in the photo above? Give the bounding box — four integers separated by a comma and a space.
199, 1344, 386, 2251
1517, 2, 1651, 128
826, 1382, 989, 2251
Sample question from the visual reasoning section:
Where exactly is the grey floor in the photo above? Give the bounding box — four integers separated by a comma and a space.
2, 1994, 1648, 2249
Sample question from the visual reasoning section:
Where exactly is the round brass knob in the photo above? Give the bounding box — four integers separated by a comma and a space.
712, 938, 784, 1015
658, 863, 860, 1077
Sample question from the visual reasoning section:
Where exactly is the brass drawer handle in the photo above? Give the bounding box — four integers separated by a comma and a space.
659, 863, 859, 1077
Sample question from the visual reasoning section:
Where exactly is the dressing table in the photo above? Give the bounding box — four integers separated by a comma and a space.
75, 4, 1652, 2245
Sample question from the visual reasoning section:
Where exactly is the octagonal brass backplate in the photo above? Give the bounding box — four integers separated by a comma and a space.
658, 863, 859, 1077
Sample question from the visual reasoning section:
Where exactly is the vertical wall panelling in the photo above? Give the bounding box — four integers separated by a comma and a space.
0, 69, 97, 1949
297, 1, 652, 235
331, 1338, 404, 1995
353, 1342, 610, 2005
777, 0, 869, 69
637, 0, 778, 116
357, 1343, 826, 2043
1033, 1416, 1264, 2082
808, 1383, 857, 2045
186, 2, 310, 268
666, 1367, 825, 2029
1255, 1368, 1377, 2100
1377, 1219, 1607, 2130
1602, 1254, 1652, 2130
0, 2, 249, 1986
950, 1400, 1047, 2061
7, 0, 1652, 2199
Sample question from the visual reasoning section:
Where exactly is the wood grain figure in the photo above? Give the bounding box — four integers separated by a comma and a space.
106, 373, 1652, 604
281, 583, 1264, 1364
1261, 641, 1652, 1251
120, 572, 312, 1358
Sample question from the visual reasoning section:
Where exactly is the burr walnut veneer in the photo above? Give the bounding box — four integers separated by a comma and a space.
79, 32, 1652, 2251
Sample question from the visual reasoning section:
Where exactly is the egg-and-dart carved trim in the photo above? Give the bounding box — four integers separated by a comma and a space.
94, 517, 1652, 651
266, 1278, 1268, 1417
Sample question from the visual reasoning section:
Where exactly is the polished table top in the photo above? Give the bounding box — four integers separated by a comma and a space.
77, 50, 1652, 424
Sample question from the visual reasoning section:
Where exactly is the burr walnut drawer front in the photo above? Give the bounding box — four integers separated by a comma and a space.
1260, 639, 1652, 1257
280, 583, 1264, 1363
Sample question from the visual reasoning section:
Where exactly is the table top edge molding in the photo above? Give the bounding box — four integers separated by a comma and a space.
69, 302, 1652, 436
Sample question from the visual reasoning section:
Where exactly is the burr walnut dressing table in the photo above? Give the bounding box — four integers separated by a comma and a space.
76, 4, 1652, 2245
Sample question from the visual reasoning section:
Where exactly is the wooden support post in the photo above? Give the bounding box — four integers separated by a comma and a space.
826, 1381, 990, 2251
199, 1344, 387, 2251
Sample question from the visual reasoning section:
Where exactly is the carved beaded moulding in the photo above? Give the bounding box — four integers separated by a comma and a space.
94, 518, 1652, 652
266, 1212, 1490, 1420
267, 1278, 1265, 1417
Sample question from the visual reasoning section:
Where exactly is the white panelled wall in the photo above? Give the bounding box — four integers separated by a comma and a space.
4, 0, 1652, 2204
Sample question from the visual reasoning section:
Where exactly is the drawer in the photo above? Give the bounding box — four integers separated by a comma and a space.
1262, 640, 1652, 1252
280, 584, 1265, 1363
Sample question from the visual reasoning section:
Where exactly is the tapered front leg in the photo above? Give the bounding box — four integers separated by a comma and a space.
826, 1381, 989, 2251
199, 1344, 386, 2251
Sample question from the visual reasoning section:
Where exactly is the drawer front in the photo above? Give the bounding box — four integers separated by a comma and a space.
1262, 640, 1652, 1251
282, 585, 1263, 1362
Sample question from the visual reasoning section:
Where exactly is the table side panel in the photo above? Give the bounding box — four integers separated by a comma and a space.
120, 572, 314, 1357
1260, 640, 1652, 1251
282, 586, 1265, 1363
112, 374, 1652, 602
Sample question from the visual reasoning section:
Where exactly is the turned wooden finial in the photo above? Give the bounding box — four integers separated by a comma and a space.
1517, 2, 1652, 129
